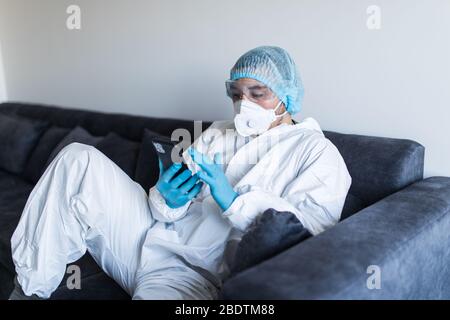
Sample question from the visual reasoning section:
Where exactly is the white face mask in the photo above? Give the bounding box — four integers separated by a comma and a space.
233, 99, 287, 137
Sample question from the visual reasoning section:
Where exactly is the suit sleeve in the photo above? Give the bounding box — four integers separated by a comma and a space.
147, 122, 222, 222
147, 186, 192, 222
222, 139, 352, 236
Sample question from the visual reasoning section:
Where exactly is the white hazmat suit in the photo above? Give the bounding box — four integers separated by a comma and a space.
11, 117, 351, 299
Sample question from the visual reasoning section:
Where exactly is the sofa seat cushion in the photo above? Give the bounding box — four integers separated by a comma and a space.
51, 269, 129, 300
51, 253, 129, 300
0, 170, 34, 272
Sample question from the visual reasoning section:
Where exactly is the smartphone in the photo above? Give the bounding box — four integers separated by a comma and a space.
151, 136, 189, 174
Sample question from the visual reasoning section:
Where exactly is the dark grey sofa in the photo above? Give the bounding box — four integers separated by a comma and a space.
0, 102, 449, 299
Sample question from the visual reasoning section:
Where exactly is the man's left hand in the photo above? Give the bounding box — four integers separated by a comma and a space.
189, 148, 238, 211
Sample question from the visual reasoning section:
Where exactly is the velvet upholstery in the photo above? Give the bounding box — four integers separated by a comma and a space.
222, 177, 450, 299
0, 265, 14, 299
324, 131, 425, 218
0, 102, 446, 300
0, 171, 34, 273
0, 102, 206, 142
0, 102, 207, 300
46, 126, 103, 166
134, 129, 164, 194
96, 132, 140, 179
230, 209, 312, 275
0, 113, 49, 174
22, 126, 71, 183
51, 271, 129, 300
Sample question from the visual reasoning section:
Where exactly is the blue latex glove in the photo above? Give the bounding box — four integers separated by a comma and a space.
189, 148, 238, 211
156, 161, 203, 209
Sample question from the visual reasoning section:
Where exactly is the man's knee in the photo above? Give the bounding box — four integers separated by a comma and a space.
62, 142, 96, 154
56, 142, 101, 165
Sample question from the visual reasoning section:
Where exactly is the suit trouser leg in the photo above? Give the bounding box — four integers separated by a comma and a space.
133, 244, 219, 300
11, 143, 154, 298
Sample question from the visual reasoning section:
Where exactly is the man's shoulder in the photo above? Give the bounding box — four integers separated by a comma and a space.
202, 120, 235, 138
206, 120, 235, 131
195, 120, 235, 147
286, 118, 335, 155
294, 117, 323, 134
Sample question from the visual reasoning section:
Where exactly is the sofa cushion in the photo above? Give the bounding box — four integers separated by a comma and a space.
46, 126, 103, 166
222, 177, 450, 300
0, 114, 49, 174
324, 131, 425, 211
230, 209, 312, 275
96, 132, 140, 179
22, 126, 71, 183
51, 268, 129, 300
0, 264, 14, 299
134, 129, 164, 193
50, 253, 121, 298
340, 193, 365, 220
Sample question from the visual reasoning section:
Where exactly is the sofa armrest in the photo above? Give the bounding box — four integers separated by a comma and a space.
222, 177, 450, 299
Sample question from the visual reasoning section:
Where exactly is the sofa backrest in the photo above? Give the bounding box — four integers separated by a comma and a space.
0, 102, 425, 219
324, 130, 424, 218
0, 102, 209, 142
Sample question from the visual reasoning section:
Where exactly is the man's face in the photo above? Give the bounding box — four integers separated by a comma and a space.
227, 78, 283, 111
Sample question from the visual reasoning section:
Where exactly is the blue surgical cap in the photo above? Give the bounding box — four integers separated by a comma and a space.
230, 46, 304, 115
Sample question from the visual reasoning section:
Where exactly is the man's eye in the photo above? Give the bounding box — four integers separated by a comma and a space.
251, 92, 264, 98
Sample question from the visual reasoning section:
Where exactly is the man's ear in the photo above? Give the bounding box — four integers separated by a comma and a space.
277, 101, 287, 115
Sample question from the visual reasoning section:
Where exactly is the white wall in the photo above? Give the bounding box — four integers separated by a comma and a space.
0, 40, 7, 102
0, 0, 449, 177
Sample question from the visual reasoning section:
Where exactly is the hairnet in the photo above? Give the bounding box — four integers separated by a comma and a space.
229, 46, 304, 115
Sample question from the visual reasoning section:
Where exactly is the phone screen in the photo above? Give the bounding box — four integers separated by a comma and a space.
151, 136, 189, 173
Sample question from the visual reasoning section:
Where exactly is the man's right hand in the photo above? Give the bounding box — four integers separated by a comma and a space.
156, 162, 203, 209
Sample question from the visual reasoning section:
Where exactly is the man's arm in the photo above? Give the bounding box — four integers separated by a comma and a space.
223, 139, 352, 235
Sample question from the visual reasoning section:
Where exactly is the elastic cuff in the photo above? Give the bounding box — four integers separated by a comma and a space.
148, 186, 190, 222
222, 194, 249, 231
